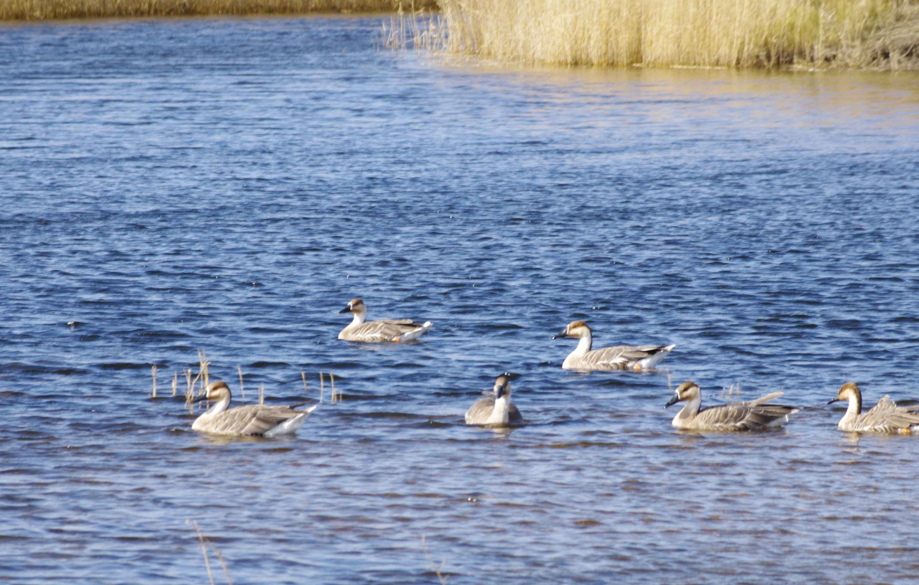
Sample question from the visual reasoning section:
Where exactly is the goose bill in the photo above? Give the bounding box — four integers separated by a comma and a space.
826, 398, 841, 405
551, 329, 568, 340
192, 395, 209, 404
665, 395, 680, 408
338, 305, 352, 314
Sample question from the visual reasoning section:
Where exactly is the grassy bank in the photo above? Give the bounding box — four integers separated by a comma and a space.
0, 0, 435, 20
428, 0, 919, 69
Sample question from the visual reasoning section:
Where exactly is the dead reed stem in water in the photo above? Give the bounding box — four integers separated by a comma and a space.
191, 520, 216, 585
184, 363, 204, 414
424, 0, 919, 70
189, 520, 234, 585
0, 0, 438, 21
320, 372, 325, 404
381, 8, 448, 52
301, 370, 311, 401
238, 365, 245, 400
258, 385, 265, 406
151, 365, 157, 398
209, 542, 233, 585
198, 350, 210, 390
172, 372, 178, 397
331, 373, 338, 404
185, 368, 195, 414
420, 535, 448, 585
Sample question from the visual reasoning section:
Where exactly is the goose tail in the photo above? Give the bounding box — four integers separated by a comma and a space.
400, 321, 433, 342
264, 406, 317, 438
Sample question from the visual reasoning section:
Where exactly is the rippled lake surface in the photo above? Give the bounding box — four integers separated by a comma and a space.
2, 16, 919, 584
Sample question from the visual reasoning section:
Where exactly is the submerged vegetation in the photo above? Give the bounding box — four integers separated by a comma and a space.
393, 0, 919, 70
0, 0, 435, 20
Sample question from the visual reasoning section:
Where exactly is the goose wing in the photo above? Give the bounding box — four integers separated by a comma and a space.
857, 396, 919, 432
508, 403, 524, 425
694, 404, 758, 430
587, 345, 669, 370
211, 404, 303, 436
740, 391, 784, 407
347, 321, 420, 342
378, 318, 423, 326
695, 399, 797, 431
465, 396, 496, 425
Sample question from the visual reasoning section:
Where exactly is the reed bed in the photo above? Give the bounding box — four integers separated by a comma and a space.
395, 0, 919, 69
0, 0, 435, 20
152, 350, 328, 415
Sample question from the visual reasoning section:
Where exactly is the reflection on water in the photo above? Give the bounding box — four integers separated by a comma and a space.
1, 15, 919, 585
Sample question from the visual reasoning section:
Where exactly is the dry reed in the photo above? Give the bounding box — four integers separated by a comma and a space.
172, 372, 178, 397
237, 365, 245, 400
258, 384, 265, 405
151, 365, 157, 398
181, 351, 210, 414
0, 0, 436, 20
396, 0, 919, 69
198, 350, 210, 390
420, 535, 448, 585
184, 367, 197, 414
189, 520, 234, 585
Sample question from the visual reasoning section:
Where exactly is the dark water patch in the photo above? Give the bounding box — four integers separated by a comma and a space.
98, 362, 154, 371
248, 361, 291, 368
526, 441, 625, 449
350, 411, 431, 420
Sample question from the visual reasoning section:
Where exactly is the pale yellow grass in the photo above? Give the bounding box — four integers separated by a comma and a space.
429, 0, 919, 69
1, 0, 435, 20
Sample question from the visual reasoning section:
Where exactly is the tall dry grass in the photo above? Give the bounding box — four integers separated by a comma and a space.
427, 0, 919, 69
1, 0, 435, 20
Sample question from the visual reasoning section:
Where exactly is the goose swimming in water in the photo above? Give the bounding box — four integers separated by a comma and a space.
465, 374, 523, 427
191, 381, 317, 437
553, 320, 674, 371
665, 381, 798, 431
338, 298, 433, 342
827, 381, 919, 434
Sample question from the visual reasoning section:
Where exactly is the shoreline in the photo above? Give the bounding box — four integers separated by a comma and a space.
0, 0, 436, 21
4, 0, 917, 72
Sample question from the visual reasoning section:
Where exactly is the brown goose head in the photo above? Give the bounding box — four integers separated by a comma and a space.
665, 381, 701, 408
553, 320, 591, 340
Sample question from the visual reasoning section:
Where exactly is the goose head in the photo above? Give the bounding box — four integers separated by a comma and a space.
339, 298, 366, 317
665, 381, 701, 408
553, 320, 591, 340
193, 380, 232, 404
493, 374, 512, 400
827, 381, 862, 410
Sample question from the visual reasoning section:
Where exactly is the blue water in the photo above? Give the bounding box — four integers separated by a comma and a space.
2, 16, 919, 584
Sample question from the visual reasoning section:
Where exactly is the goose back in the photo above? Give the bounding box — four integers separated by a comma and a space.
465, 396, 523, 426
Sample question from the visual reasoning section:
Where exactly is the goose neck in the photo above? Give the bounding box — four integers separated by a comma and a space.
674, 395, 702, 424
348, 311, 366, 328
487, 396, 511, 425
572, 332, 592, 356
203, 395, 231, 418
846, 393, 862, 417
